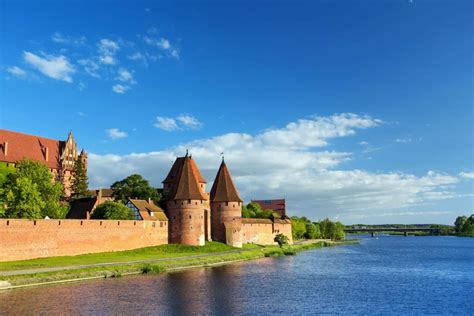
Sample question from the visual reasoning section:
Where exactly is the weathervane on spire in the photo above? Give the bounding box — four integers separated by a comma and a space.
185, 149, 189, 157
221, 152, 224, 162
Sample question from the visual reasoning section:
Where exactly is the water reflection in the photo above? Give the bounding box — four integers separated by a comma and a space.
1, 237, 473, 315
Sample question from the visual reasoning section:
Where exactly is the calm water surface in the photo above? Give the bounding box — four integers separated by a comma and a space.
1, 235, 473, 315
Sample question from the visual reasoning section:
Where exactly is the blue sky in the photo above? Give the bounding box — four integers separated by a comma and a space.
1, 0, 472, 224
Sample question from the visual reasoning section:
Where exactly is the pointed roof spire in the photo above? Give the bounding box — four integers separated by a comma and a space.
171, 156, 207, 200
210, 160, 242, 202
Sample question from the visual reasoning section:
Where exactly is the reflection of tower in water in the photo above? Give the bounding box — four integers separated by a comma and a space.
159, 265, 245, 315
207, 264, 244, 315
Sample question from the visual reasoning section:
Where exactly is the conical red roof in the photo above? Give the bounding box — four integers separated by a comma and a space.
210, 160, 242, 202
164, 156, 207, 200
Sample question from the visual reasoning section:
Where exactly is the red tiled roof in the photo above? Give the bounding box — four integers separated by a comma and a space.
0, 129, 64, 169
164, 156, 207, 200
163, 156, 206, 184
210, 160, 242, 202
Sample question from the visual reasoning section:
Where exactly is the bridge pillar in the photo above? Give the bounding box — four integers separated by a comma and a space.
371, 232, 375, 238
404, 231, 408, 237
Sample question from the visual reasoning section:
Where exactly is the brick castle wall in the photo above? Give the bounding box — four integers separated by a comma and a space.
241, 221, 293, 245
0, 219, 168, 262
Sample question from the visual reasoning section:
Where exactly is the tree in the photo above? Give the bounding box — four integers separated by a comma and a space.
274, 233, 289, 248
4, 177, 44, 219
291, 217, 307, 240
334, 222, 346, 240
242, 204, 256, 218
70, 157, 89, 199
1, 158, 67, 219
111, 174, 161, 203
91, 201, 134, 220
304, 223, 321, 239
460, 215, 474, 235
256, 209, 274, 219
454, 216, 467, 233
242, 202, 273, 219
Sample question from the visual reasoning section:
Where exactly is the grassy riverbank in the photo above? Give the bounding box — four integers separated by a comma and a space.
0, 240, 357, 289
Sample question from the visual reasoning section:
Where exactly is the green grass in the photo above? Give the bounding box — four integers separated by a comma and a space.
0, 240, 358, 288
0, 241, 236, 272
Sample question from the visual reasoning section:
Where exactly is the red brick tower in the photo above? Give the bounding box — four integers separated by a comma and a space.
210, 159, 243, 247
162, 153, 208, 246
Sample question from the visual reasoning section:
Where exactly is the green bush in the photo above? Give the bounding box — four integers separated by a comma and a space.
91, 201, 134, 220
141, 264, 166, 274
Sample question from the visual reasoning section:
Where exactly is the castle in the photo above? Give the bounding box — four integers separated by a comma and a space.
0, 130, 292, 261
162, 152, 292, 247
0, 129, 87, 197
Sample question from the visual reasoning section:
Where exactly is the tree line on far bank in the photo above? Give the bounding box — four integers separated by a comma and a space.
454, 215, 474, 236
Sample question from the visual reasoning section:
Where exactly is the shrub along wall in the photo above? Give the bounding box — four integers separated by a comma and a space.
0, 219, 168, 261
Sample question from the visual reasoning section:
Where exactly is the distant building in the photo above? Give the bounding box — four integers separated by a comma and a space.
0, 129, 87, 197
89, 188, 114, 205
251, 199, 286, 217
67, 197, 98, 219
126, 199, 168, 221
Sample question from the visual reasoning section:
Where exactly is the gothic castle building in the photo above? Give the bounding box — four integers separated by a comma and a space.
0, 129, 87, 197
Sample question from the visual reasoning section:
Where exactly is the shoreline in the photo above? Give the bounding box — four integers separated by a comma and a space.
0, 240, 357, 290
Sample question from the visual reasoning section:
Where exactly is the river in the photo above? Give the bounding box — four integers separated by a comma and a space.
0, 235, 473, 315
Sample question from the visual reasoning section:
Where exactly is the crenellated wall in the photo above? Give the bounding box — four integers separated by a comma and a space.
0, 219, 168, 262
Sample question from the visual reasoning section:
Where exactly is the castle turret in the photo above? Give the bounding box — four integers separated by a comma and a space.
162, 153, 208, 246
59, 130, 79, 196
79, 148, 88, 171
210, 159, 243, 247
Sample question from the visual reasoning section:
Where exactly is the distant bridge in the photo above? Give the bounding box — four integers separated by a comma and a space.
344, 227, 439, 237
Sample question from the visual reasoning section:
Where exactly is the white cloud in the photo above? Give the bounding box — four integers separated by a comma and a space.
395, 138, 412, 143
88, 113, 464, 223
154, 117, 179, 131
106, 128, 128, 139
23, 51, 75, 82
459, 172, 474, 179
6, 66, 27, 78
358, 141, 369, 146
98, 39, 119, 65
128, 52, 145, 61
112, 84, 130, 94
116, 68, 135, 83
154, 114, 203, 131
77, 59, 100, 78
177, 114, 202, 129
143, 36, 180, 59
51, 32, 86, 45
395, 137, 422, 143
